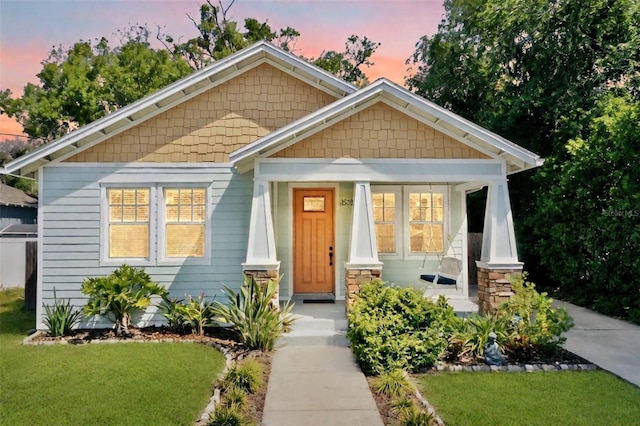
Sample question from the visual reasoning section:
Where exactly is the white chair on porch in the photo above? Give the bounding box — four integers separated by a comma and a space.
420, 256, 462, 291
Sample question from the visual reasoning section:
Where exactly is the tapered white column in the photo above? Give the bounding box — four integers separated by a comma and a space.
242, 180, 279, 271
345, 181, 383, 269
477, 180, 522, 269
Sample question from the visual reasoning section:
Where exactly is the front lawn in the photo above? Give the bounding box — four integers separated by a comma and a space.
418, 371, 640, 426
0, 288, 226, 425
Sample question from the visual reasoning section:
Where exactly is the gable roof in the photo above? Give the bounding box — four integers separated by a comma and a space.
230, 78, 543, 174
2, 41, 357, 178
0, 183, 37, 208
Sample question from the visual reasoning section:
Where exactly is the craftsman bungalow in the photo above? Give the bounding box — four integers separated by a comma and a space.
2, 42, 541, 329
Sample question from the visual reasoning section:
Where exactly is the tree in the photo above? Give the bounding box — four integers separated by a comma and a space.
535, 95, 640, 323
1, 26, 192, 141
407, 0, 640, 322
312, 35, 381, 87
0, 138, 39, 195
158, 0, 301, 70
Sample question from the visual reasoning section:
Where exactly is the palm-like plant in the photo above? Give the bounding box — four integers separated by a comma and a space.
212, 275, 295, 351
81, 264, 167, 335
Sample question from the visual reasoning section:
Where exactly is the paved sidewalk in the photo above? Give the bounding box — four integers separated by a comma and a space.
554, 300, 640, 387
261, 346, 384, 426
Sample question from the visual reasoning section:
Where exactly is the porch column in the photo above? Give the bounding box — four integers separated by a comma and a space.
476, 179, 523, 314
345, 182, 383, 311
242, 180, 280, 305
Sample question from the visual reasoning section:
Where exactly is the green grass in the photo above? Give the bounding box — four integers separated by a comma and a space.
418, 371, 640, 426
0, 288, 226, 426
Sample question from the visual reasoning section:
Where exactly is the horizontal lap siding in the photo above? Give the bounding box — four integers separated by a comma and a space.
39, 165, 251, 329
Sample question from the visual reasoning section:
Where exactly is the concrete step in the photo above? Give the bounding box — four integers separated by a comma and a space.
290, 316, 349, 331
277, 329, 350, 347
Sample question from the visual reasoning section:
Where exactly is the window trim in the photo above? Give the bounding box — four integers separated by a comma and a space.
100, 184, 156, 266
158, 184, 211, 265
371, 186, 402, 260
403, 185, 448, 259
100, 183, 211, 266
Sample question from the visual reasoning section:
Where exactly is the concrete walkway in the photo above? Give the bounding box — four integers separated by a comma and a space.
262, 346, 384, 425
554, 300, 640, 387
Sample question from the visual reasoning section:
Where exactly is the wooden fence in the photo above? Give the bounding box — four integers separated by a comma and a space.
468, 233, 483, 285
24, 241, 37, 311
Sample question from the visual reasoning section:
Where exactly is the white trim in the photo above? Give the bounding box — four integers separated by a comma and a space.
99, 185, 156, 267
459, 189, 469, 299
370, 185, 402, 260
46, 162, 235, 169
287, 182, 340, 299
157, 185, 211, 266
346, 182, 383, 269
36, 166, 44, 329
403, 185, 449, 260
256, 158, 504, 183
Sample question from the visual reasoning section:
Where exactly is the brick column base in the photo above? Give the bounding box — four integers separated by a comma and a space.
477, 267, 523, 314
345, 268, 382, 312
243, 270, 280, 310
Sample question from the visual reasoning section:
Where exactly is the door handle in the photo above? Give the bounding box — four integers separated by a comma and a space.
329, 246, 334, 266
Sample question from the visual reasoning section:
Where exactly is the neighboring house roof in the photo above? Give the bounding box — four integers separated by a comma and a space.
230, 78, 543, 174
0, 183, 37, 208
0, 223, 38, 237
1, 41, 357, 178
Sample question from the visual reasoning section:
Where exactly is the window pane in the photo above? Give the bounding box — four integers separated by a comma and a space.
180, 189, 193, 205
137, 206, 149, 222
372, 193, 383, 208
109, 224, 149, 258
166, 206, 179, 222
193, 206, 206, 222
122, 205, 137, 222
303, 197, 325, 212
409, 207, 421, 221
192, 189, 206, 205
165, 189, 179, 204
166, 224, 205, 257
373, 205, 384, 222
409, 223, 444, 253
109, 189, 122, 205
137, 190, 149, 205
375, 223, 395, 253
109, 206, 122, 222
179, 206, 193, 222
123, 189, 137, 205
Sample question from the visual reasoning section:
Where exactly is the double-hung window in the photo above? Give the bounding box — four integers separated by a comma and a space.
107, 188, 150, 259
371, 185, 447, 258
406, 188, 445, 255
103, 184, 209, 264
163, 188, 207, 258
372, 187, 400, 256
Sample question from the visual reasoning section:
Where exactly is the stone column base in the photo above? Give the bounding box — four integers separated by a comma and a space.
345, 268, 382, 312
476, 267, 523, 314
243, 269, 280, 310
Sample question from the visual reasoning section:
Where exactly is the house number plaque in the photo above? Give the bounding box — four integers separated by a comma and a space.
340, 199, 353, 206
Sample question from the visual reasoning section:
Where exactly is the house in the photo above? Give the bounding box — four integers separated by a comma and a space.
1, 42, 542, 329
0, 182, 37, 230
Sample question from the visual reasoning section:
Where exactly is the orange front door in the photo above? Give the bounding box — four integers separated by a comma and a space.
293, 188, 335, 294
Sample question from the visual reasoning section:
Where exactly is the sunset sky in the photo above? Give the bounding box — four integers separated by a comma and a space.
0, 0, 445, 140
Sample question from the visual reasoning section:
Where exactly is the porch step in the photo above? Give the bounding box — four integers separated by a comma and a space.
277, 300, 350, 347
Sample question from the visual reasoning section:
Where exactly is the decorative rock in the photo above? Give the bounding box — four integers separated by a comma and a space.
524, 364, 535, 372
508, 365, 523, 372
542, 364, 557, 371
490, 365, 501, 372
560, 364, 570, 371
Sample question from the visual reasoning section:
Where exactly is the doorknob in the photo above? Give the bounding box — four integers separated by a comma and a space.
329, 246, 334, 266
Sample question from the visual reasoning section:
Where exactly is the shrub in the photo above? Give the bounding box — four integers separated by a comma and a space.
498, 274, 574, 361
448, 314, 509, 361
158, 296, 189, 333
372, 370, 412, 398
43, 289, 83, 337
212, 274, 295, 351
224, 358, 264, 394
81, 264, 167, 335
208, 405, 250, 426
222, 385, 247, 409
181, 293, 216, 336
400, 405, 436, 426
347, 280, 452, 374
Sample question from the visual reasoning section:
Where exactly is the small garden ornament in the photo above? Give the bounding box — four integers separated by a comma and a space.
484, 332, 506, 366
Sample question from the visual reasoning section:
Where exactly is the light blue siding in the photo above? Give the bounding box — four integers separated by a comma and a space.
39, 164, 252, 329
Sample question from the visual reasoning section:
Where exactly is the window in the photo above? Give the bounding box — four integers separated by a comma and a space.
164, 188, 206, 258
371, 185, 447, 258
372, 191, 397, 254
107, 188, 150, 258
408, 191, 444, 254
